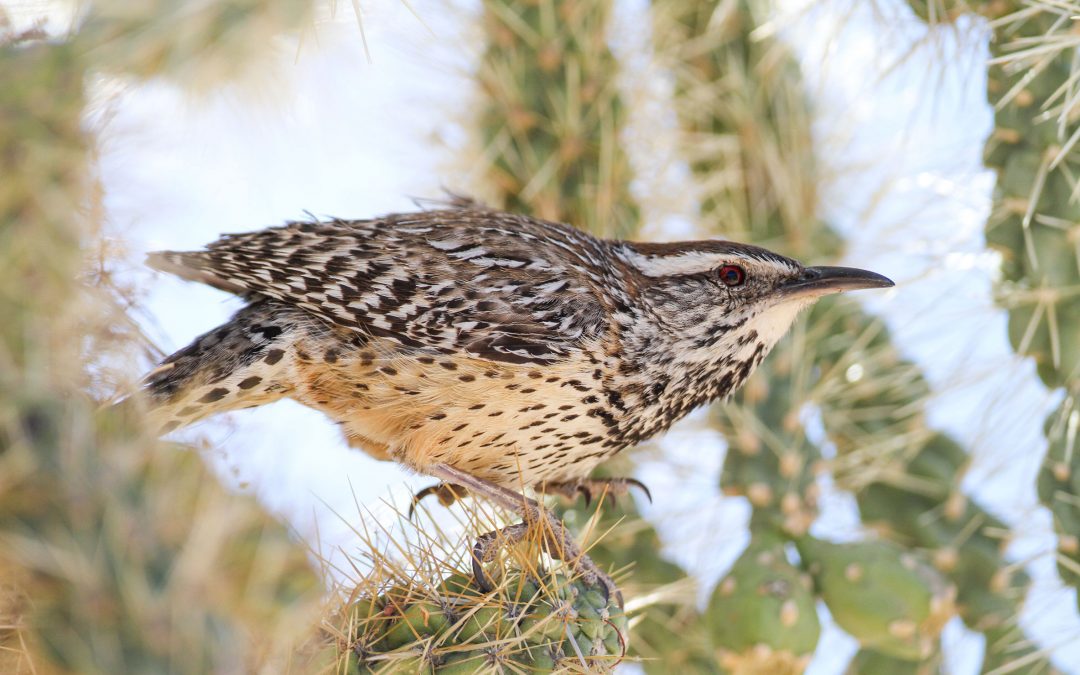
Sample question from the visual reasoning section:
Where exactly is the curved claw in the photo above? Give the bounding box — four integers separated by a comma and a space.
586, 570, 623, 611
408, 482, 467, 520
539, 477, 653, 509
471, 537, 495, 594
578, 484, 592, 508
624, 477, 652, 504
426, 465, 624, 612
408, 484, 439, 520
469, 522, 529, 596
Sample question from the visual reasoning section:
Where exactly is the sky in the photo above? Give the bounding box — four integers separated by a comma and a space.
10, 0, 1076, 671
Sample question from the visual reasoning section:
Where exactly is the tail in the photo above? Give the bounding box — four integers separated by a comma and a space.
146, 250, 248, 295
138, 299, 307, 434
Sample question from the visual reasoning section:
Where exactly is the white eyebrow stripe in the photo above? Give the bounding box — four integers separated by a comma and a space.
621, 249, 729, 277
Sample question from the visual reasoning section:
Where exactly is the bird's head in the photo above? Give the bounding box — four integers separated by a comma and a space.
618, 240, 893, 377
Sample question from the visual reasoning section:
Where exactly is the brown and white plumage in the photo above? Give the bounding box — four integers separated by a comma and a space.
142, 203, 892, 489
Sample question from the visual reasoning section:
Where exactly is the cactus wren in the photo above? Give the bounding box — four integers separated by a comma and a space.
141, 201, 892, 602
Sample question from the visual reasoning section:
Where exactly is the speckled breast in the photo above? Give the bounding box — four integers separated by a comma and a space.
290, 332, 623, 487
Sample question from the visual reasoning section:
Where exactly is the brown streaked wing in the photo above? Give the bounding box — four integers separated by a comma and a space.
147, 209, 613, 365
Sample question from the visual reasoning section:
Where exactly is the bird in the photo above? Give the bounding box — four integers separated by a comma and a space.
138, 200, 893, 603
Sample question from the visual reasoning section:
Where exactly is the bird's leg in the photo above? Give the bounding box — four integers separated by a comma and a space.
469, 521, 531, 591
408, 482, 469, 519
536, 477, 652, 508
428, 463, 622, 608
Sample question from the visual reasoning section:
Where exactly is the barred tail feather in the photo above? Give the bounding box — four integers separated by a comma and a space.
146, 250, 248, 294
141, 300, 303, 433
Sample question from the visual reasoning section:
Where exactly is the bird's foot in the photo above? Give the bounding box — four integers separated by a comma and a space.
408, 482, 469, 519
469, 499, 622, 609
429, 463, 622, 609
536, 477, 652, 508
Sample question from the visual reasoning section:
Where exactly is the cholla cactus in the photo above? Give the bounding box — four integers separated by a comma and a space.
311, 503, 628, 674
474, 0, 638, 238
78, 0, 312, 86
858, 436, 1037, 672
1041, 396, 1080, 603
796, 538, 954, 662
471, 1, 711, 669
0, 7, 326, 674
705, 533, 820, 674
978, 2, 1080, 616
0, 559, 31, 674
649, 4, 831, 668
559, 468, 718, 672
846, 649, 941, 675
978, 2, 1080, 391
808, 302, 1039, 669
908, 0, 1080, 657
653, 0, 1052, 670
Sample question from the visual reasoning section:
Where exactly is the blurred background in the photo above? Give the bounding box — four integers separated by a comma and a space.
3, 0, 1079, 673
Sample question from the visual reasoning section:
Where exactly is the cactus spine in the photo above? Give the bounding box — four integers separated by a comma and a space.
471, 0, 723, 669
908, 0, 1080, 667
323, 533, 628, 673
978, 1, 1080, 616
0, 7, 325, 673
652, 0, 1052, 671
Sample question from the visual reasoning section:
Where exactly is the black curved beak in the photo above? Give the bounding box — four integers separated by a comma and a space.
780, 266, 894, 298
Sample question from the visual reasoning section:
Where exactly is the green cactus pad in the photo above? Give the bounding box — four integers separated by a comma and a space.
797, 538, 955, 661
847, 647, 940, 675
1038, 394, 1080, 601
705, 534, 820, 673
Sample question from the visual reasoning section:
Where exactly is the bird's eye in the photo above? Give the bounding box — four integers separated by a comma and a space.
718, 265, 746, 287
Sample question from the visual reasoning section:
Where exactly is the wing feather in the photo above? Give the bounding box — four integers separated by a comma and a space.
147, 210, 613, 365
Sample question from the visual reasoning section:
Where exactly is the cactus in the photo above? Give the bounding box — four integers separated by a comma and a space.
705, 533, 820, 674
472, 1, 716, 669
907, 0, 1080, 661
652, 0, 1055, 670
979, 3, 1080, 389
980, 2, 1080, 620
0, 558, 31, 674
78, 0, 312, 86
650, 4, 834, 667
0, 7, 326, 674
560, 467, 720, 672
474, 0, 638, 239
714, 354, 821, 539
297, 496, 633, 674
847, 648, 942, 675
1040, 395, 1080, 605
804, 303, 1031, 647
337, 568, 627, 672
796, 538, 955, 662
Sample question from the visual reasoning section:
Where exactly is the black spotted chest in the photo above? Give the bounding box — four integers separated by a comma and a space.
287, 336, 632, 485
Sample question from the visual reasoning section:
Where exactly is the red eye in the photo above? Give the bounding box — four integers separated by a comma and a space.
718, 265, 746, 287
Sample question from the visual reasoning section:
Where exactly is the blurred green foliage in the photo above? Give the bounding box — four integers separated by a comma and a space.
0, 7, 324, 674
